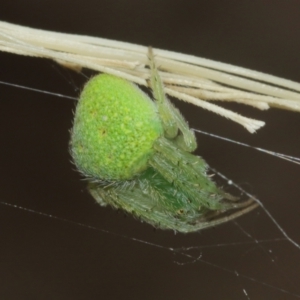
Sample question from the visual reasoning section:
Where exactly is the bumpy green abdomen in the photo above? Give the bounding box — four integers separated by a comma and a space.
70, 74, 163, 180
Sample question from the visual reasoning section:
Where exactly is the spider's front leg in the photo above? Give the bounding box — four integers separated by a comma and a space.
147, 48, 228, 210
147, 47, 197, 152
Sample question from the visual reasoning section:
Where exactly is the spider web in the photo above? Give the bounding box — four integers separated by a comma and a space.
0, 60, 300, 299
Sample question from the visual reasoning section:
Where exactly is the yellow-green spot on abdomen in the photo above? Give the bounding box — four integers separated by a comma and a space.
70, 74, 163, 180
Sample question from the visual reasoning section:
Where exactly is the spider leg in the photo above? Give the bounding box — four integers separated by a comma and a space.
179, 200, 259, 233
150, 138, 224, 210
150, 136, 254, 209
148, 47, 197, 152
88, 174, 193, 231
88, 176, 259, 233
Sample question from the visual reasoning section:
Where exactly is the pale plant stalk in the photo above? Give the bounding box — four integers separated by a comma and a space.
1, 21, 300, 133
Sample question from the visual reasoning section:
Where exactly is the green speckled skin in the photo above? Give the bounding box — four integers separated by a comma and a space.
70, 74, 163, 180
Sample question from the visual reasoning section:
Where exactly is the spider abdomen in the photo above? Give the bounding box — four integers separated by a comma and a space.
70, 74, 163, 180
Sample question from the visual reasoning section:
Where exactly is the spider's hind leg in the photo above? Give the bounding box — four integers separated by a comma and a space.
87, 174, 191, 231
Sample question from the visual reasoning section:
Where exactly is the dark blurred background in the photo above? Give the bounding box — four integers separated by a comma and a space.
0, 1, 300, 299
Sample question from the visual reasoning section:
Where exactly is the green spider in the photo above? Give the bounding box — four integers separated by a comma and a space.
70, 48, 258, 233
